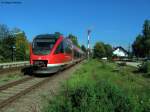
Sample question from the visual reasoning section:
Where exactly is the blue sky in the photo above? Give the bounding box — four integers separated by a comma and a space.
0, 0, 150, 49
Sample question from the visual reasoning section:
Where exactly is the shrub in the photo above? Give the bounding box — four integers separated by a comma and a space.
43, 80, 139, 112
118, 62, 126, 66
43, 60, 149, 112
138, 61, 150, 77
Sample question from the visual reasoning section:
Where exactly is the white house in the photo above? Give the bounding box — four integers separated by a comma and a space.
113, 47, 128, 57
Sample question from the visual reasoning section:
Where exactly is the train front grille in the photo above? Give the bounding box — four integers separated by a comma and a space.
33, 60, 48, 67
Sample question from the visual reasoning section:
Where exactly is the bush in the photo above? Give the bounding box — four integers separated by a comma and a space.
138, 61, 150, 77
43, 80, 139, 112
43, 60, 149, 112
118, 62, 126, 66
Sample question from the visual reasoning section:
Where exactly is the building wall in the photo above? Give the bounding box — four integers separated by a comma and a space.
113, 48, 128, 57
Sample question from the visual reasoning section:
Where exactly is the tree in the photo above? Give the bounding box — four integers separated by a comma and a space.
1, 35, 16, 61
0, 24, 10, 62
93, 42, 106, 58
132, 34, 145, 57
144, 39, 150, 56
68, 34, 80, 47
54, 32, 62, 37
0, 24, 30, 62
15, 32, 29, 61
0, 24, 10, 39
104, 44, 112, 58
81, 45, 86, 52
143, 20, 150, 57
132, 20, 150, 57
143, 20, 150, 39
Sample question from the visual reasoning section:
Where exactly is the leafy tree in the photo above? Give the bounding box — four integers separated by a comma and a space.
68, 34, 80, 47
93, 42, 113, 59
0, 25, 30, 62
81, 45, 86, 52
15, 32, 29, 61
143, 20, 150, 39
0, 25, 12, 62
104, 44, 112, 58
93, 42, 106, 58
1, 35, 15, 61
0, 24, 10, 39
10, 27, 22, 35
132, 35, 145, 57
132, 20, 150, 57
0, 24, 10, 62
54, 32, 62, 37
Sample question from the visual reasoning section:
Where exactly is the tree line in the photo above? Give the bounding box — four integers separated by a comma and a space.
0, 24, 87, 63
0, 24, 29, 62
93, 20, 150, 60
93, 42, 112, 59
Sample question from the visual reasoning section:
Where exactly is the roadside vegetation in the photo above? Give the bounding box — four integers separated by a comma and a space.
0, 24, 30, 62
138, 60, 150, 77
93, 42, 112, 59
43, 60, 150, 112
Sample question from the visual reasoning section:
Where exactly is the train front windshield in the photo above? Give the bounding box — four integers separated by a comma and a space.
32, 38, 56, 55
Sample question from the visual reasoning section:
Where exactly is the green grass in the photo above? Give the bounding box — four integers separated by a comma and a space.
0, 73, 23, 85
43, 59, 150, 112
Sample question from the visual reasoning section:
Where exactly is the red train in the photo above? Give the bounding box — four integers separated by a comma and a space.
30, 34, 84, 74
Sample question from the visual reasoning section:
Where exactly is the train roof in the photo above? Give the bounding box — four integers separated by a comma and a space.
34, 34, 62, 40
72, 44, 84, 54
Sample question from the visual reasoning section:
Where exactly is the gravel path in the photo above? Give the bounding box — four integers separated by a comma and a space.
116, 61, 141, 67
0, 63, 82, 112
125, 62, 141, 67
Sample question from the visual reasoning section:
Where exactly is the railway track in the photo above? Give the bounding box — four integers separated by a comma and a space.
0, 59, 84, 110
0, 75, 51, 109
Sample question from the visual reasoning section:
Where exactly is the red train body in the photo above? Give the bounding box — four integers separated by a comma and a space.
30, 34, 84, 74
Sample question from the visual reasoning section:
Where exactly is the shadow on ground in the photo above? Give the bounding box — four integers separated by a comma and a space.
21, 66, 56, 77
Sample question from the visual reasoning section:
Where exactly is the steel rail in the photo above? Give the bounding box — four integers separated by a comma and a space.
0, 77, 50, 109
0, 76, 34, 91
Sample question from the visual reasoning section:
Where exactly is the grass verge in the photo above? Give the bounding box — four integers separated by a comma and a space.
0, 73, 23, 85
43, 59, 150, 112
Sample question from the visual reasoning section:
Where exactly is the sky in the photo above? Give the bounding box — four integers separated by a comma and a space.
0, 0, 150, 49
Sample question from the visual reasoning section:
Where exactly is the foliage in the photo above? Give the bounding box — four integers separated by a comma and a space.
93, 42, 105, 58
138, 61, 150, 77
54, 32, 62, 37
81, 45, 86, 52
68, 34, 80, 47
104, 44, 113, 58
15, 32, 29, 61
44, 81, 135, 112
0, 35, 16, 62
43, 60, 150, 112
0, 24, 10, 39
132, 20, 150, 57
93, 42, 112, 59
0, 24, 30, 62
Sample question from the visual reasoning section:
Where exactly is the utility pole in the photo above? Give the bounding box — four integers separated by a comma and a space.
87, 29, 91, 60
128, 43, 131, 59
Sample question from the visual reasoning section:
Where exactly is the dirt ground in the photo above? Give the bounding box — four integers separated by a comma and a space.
0, 63, 82, 112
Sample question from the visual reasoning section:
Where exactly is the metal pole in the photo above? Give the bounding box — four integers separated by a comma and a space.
12, 47, 14, 62
87, 30, 91, 60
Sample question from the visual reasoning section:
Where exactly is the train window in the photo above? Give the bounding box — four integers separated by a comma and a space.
63, 39, 72, 54
74, 50, 81, 58
32, 38, 56, 55
55, 42, 64, 54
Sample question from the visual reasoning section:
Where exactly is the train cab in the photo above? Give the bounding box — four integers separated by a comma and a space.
30, 34, 75, 74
